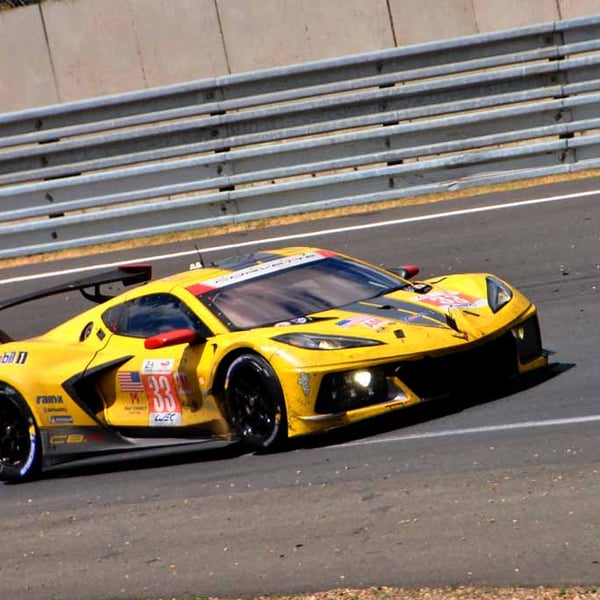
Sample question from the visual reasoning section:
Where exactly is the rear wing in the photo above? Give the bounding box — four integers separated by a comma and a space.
0, 264, 152, 311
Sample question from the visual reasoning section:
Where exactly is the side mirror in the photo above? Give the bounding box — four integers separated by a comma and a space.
387, 265, 420, 280
144, 328, 204, 349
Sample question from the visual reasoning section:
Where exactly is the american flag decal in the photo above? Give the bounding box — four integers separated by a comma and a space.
117, 371, 144, 392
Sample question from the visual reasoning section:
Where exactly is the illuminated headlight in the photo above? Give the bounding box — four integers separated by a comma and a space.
273, 333, 382, 350
486, 276, 513, 313
337, 369, 385, 400
351, 370, 373, 388
315, 368, 388, 412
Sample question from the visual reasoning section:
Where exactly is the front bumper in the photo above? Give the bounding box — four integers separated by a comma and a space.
289, 313, 547, 436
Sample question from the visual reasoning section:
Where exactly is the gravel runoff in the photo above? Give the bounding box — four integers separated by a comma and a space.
157, 586, 600, 600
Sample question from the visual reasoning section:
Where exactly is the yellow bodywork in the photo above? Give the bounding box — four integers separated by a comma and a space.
0, 247, 548, 468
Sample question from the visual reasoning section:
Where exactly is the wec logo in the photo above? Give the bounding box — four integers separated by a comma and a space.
149, 412, 182, 426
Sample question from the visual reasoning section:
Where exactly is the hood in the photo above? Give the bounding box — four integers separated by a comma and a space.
271, 286, 505, 353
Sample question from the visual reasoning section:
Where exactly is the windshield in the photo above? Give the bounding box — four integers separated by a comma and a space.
197, 257, 404, 330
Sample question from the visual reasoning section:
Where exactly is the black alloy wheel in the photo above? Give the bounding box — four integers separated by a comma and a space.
224, 354, 288, 450
0, 385, 41, 482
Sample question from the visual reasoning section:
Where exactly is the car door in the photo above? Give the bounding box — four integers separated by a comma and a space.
87, 292, 223, 433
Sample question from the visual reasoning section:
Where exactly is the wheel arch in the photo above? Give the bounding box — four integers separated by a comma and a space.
211, 347, 291, 437
0, 379, 43, 427
0, 380, 44, 482
212, 347, 266, 401
215, 349, 288, 450
0, 379, 52, 473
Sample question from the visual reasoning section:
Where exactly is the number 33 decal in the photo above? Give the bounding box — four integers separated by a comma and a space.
143, 374, 181, 413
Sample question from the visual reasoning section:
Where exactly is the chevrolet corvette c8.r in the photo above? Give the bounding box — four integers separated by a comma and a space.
0, 247, 547, 482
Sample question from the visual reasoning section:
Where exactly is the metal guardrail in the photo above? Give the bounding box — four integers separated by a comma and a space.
0, 0, 39, 7
2, 14, 600, 259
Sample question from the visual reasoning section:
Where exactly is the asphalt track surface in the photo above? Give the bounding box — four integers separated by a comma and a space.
0, 177, 599, 600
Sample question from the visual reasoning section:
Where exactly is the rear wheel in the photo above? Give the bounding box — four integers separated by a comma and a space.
0, 385, 41, 483
224, 354, 288, 450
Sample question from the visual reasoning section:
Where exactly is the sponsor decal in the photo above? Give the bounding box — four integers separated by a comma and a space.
50, 415, 74, 424
174, 371, 191, 394
36, 395, 63, 405
1, 351, 28, 365
394, 310, 446, 328
123, 404, 148, 415
125, 393, 146, 413
416, 290, 486, 309
343, 300, 448, 329
43, 406, 68, 414
297, 373, 311, 397
124, 404, 146, 413
275, 317, 310, 327
142, 359, 175, 374
336, 315, 392, 331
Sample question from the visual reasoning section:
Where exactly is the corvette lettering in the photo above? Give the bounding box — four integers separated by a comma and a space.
187, 251, 327, 294
49, 434, 87, 445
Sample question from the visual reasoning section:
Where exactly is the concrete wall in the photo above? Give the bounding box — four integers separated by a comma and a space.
1, 0, 600, 113
218, 0, 395, 71
43, 0, 229, 103
0, 4, 58, 111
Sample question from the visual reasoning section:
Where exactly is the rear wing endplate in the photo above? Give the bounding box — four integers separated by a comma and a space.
0, 264, 151, 311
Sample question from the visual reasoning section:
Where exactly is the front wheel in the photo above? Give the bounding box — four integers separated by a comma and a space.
224, 354, 288, 450
0, 385, 41, 483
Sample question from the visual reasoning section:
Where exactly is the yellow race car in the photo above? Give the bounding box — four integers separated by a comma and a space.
0, 247, 547, 482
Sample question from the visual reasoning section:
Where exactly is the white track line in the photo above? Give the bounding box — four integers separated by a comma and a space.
1, 187, 598, 285
339, 414, 600, 448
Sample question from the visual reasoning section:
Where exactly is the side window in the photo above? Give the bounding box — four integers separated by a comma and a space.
102, 293, 209, 338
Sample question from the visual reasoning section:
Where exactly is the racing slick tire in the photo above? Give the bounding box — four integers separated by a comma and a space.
0, 384, 41, 483
224, 354, 288, 450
